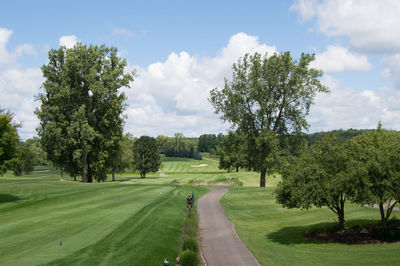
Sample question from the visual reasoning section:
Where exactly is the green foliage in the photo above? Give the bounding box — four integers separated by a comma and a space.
198, 134, 222, 152
9, 143, 35, 176
179, 250, 199, 266
305, 128, 374, 146
346, 123, 400, 227
182, 237, 199, 252
165, 133, 202, 160
24, 138, 48, 166
35, 43, 134, 182
132, 136, 161, 178
210, 52, 328, 187
217, 131, 247, 172
0, 110, 20, 175
276, 133, 356, 227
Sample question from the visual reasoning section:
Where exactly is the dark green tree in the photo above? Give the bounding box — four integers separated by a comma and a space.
276, 133, 357, 228
9, 143, 35, 176
110, 133, 134, 181
133, 136, 161, 178
0, 109, 20, 175
36, 43, 134, 182
217, 131, 247, 172
210, 52, 328, 187
347, 123, 400, 227
198, 134, 218, 152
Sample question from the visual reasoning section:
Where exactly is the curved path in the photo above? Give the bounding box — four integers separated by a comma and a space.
197, 187, 260, 266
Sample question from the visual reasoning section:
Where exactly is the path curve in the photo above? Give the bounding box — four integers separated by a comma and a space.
197, 187, 260, 266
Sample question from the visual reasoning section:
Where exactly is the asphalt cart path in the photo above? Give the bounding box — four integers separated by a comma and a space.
197, 187, 260, 266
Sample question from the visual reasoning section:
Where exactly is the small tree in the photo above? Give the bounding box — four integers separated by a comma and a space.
276, 133, 356, 228
133, 136, 161, 178
348, 123, 400, 227
9, 144, 35, 176
217, 131, 247, 172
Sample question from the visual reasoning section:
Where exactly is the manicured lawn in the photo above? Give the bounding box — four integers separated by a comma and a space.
221, 187, 400, 265
0, 171, 207, 265
117, 155, 279, 187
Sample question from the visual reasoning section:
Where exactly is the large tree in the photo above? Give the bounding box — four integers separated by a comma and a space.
36, 43, 134, 182
209, 52, 328, 187
133, 136, 161, 178
0, 109, 19, 175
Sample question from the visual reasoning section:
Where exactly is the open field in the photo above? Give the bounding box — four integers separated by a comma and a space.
116, 155, 280, 187
221, 187, 400, 265
0, 168, 208, 265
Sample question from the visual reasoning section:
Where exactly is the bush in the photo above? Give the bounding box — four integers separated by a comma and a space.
179, 249, 199, 266
182, 237, 199, 252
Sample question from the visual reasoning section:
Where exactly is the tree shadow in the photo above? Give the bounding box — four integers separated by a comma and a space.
266, 220, 381, 245
0, 194, 20, 203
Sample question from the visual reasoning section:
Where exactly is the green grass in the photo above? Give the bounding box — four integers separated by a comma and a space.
116, 155, 279, 187
0, 170, 207, 265
221, 187, 400, 265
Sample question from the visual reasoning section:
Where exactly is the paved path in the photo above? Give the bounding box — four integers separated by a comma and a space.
197, 187, 260, 266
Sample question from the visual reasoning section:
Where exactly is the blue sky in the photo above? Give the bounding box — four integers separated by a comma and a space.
1, 0, 399, 139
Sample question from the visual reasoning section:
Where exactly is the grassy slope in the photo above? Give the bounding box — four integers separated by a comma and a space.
221, 187, 400, 265
0, 169, 207, 265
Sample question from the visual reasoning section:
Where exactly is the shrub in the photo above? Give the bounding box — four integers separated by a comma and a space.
179, 249, 199, 266
182, 237, 199, 252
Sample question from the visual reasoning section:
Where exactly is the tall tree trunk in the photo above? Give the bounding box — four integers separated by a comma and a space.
112, 167, 116, 181
60, 169, 64, 181
338, 209, 346, 228
74, 176, 77, 181
236, 165, 239, 172
260, 168, 266, 187
82, 165, 87, 182
81, 153, 87, 182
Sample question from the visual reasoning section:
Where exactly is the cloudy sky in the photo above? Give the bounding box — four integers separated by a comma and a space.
1, 0, 399, 139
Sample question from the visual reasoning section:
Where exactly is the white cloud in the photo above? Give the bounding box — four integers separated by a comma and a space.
382, 53, 400, 87
290, 0, 318, 22
291, 0, 400, 54
0, 28, 16, 68
0, 28, 42, 139
124, 32, 277, 137
59, 35, 79, 49
309, 86, 400, 131
15, 43, 37, 57
311, 45, 372, 73
112, 27, 135, 38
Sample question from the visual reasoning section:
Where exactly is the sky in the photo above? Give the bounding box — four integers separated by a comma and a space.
1, 0, 400, 140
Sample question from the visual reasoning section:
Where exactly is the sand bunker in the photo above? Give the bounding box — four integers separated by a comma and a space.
191, 164, 208, 167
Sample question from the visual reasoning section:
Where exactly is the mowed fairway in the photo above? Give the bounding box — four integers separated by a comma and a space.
221, 187, 400, 265
129, 155, 280, 187
0, 169, 207, 265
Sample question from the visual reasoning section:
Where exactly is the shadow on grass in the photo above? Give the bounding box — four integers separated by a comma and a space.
0, 194, 20, 203
266, 219, 382, 245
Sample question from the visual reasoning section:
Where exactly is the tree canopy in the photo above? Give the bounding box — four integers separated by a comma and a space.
346, 123, 400, 227
0, 109, 20, 175
133, 136, 161, 178
35, 43, 134, 182
276, 133, 357, 227
210, 52, 328, 186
